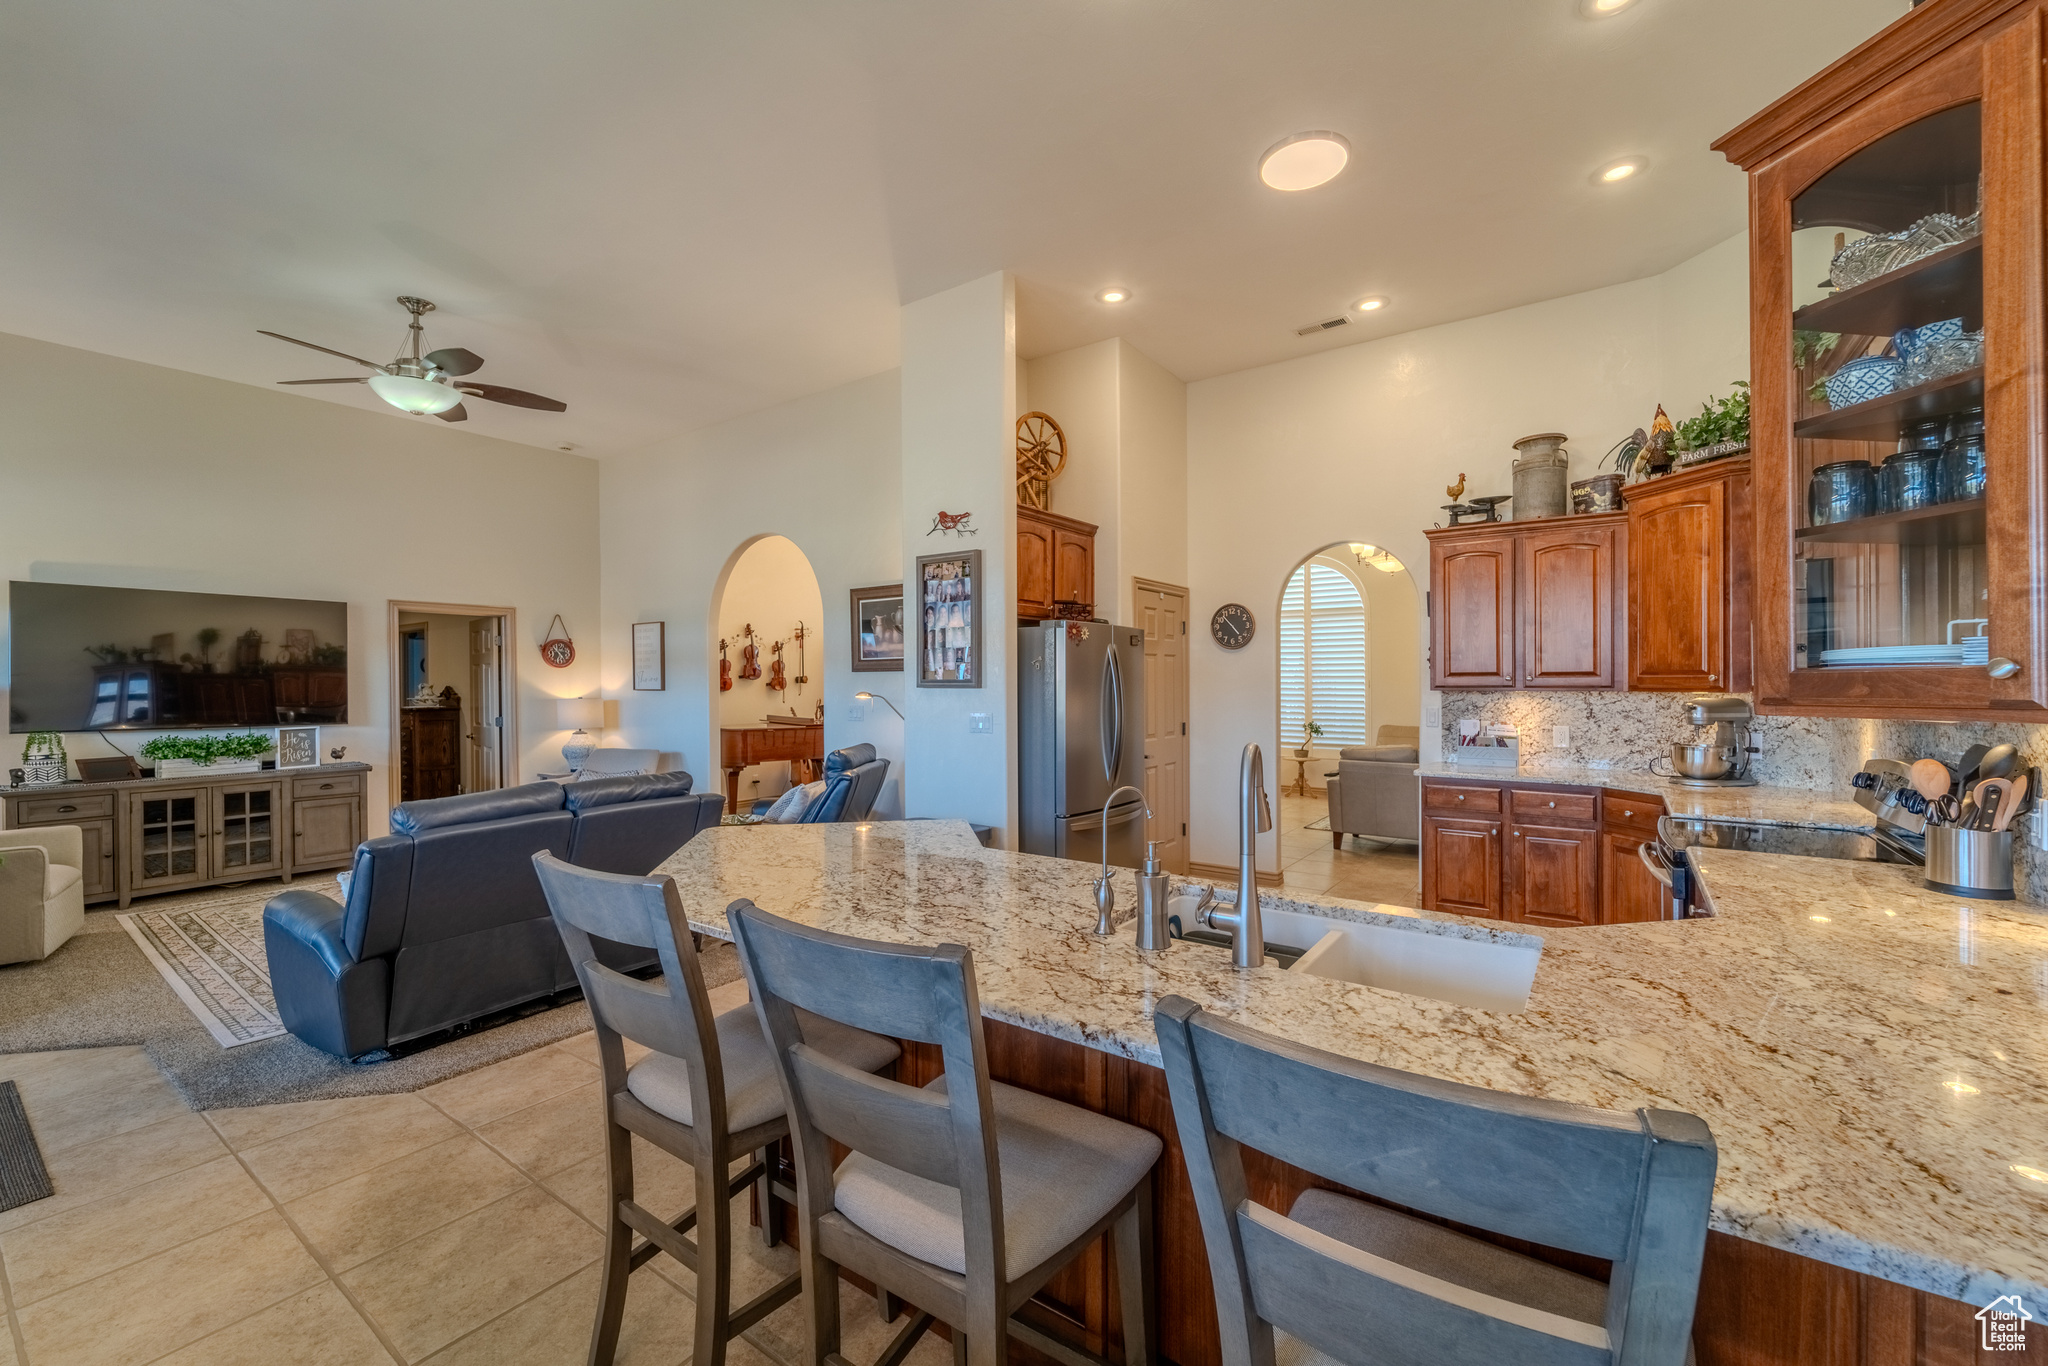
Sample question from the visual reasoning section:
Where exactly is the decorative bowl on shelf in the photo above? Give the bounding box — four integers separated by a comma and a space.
1826, 211, 1980, 290
1902, 328, 1983, 388
1893, 317, 1965, 361
1824, 355, 1903, 409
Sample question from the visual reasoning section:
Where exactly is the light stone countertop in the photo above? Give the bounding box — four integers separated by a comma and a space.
654, 820, 2047, 1305
1414, 760, 1876, 830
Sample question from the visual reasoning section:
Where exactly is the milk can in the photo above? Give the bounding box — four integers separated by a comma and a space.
1511, 432, 1570, 520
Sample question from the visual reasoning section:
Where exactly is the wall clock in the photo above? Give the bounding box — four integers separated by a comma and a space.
540, 614, 576, 669
1210, 603, 1255, 650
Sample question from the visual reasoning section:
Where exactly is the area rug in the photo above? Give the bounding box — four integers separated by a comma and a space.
0, 1080, 53, 1212
117, 897, 289, 1047
1304, 815, 1332, 831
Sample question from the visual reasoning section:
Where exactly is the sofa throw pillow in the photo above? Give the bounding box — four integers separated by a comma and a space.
773, 780, 829, 823
577, 766, 647, 780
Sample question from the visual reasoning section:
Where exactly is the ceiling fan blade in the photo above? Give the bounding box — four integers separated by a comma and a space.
434, 403, 469, 423
457, 383, 567, 412
425, 347, 485, 376
257, 330, 387, 371
277, 377, 369, 385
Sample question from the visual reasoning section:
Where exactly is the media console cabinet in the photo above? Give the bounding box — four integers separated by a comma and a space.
1, 762, 369, 908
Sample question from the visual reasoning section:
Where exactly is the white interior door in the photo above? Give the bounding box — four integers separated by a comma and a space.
468, 618, 504, 792
1136, 580, 1190, 875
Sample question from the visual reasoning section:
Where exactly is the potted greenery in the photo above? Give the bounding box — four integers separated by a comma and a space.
21, 732, 67, 786
1294, 720, 1325, 758
139, 731, 275, 779
1672, 382, 1751, 463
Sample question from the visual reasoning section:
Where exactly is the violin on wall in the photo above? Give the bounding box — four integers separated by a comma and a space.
719, 638, 733, 692
739, 624, 762, 680
767, 641, 788, 692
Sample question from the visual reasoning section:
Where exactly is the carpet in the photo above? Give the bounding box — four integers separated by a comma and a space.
117, 898, 287, 1047
0, 1080, 53, 1212
1304, 815, 1332, 831
0, 878, 743, 1111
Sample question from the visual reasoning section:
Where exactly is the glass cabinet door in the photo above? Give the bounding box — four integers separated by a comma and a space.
215, 785, 279, 874
1746, 18, 2048, 721
131, 790, 204, 889
1789, 102, 1987, 677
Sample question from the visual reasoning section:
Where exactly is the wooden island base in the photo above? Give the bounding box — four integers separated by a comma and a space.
770, 1019, 2040, 1366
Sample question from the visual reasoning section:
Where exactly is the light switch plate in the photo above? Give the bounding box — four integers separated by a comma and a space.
968, 712, 992, 733
1552, 726, 1570, 749
848, 702, 867, 720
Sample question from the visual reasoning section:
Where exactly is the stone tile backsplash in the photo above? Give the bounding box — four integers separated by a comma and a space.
1438, 691, 2048, 902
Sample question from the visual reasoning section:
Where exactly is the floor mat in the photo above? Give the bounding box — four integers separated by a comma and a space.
0, 1079, 53, 1212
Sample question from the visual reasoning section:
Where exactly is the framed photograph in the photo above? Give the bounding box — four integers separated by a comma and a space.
276, 725, 321, 769
915, 549, 982, 688
632, 621, 666, 691
849, 584, 905, 673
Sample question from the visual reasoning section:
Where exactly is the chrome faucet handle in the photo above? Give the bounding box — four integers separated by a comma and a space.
1093, 783, 1150, 936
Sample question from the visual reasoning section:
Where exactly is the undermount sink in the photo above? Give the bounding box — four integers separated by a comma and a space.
1166, 893, 1540, 1013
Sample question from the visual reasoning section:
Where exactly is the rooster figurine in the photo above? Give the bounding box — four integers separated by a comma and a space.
1445, 472, 1467, 503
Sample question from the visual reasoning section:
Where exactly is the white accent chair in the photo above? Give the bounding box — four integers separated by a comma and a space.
0, 825, 88, 965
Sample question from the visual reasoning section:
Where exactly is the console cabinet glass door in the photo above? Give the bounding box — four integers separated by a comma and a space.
1747, 24, 2048, 718
128, 789, 206, 892
213, 782, 282, 877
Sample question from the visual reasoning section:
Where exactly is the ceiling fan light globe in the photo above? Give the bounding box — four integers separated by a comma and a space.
368, 372, 463, 414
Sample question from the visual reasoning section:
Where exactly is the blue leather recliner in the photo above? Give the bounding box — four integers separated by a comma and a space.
264, 773, 722, 1060
798, 743, 892, 823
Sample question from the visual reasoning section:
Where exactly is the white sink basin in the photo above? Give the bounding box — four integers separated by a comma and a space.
1167, 894, 1539, 1013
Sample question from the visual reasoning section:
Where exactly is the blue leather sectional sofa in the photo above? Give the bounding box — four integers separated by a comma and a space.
264, 772, 721, 1060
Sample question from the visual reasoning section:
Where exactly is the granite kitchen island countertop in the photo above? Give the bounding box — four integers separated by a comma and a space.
1414, 760, 1876, 830
654, 820, 2047, 1306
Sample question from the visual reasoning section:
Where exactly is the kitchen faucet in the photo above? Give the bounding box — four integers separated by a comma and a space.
1093, 784, 1151, 934
1200, 743, 1272, 967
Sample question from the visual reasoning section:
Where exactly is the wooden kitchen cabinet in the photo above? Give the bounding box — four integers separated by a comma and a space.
1428, 530, 1517, 688
1419, 815, 1501, 918
1430, 513, 1626, 690
1715, 1, 2048, 720
1421, 777, 1676, 926
1627, 460, 1751, 693
1016, 505, 1098, 620
210, 780, 283, 879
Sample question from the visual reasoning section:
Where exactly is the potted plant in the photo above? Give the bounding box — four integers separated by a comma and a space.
139, 731, 275, 779
21, 732, 67, 786
1295, 720, 1325, 758
1672, 382, 1751, 462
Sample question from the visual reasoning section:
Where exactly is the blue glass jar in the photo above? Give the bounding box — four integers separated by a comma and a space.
1876, 420, 1945, 513
1808, 460, 1875, 526
1880, 449, 1944, 512
1939, 410, 1986, 502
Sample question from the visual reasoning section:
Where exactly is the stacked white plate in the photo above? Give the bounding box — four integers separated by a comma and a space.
1817, 644, 1967, 666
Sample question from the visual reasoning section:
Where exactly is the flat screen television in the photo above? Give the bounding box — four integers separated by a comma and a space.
8, 582, 348, 732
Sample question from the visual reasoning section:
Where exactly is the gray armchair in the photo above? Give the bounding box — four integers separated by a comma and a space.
1323, 724, 1421, 848
0, 825, 87, 965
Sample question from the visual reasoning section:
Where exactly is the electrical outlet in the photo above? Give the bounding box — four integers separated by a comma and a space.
1552, 725, 1570, 749
2033, 810, 2048, 853
968, 712, 992, 734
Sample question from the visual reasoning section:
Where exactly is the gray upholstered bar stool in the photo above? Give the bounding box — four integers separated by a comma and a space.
1153, 995, 1716, 1366
533, 855, 902, 1366
728, 898, 1163, 1366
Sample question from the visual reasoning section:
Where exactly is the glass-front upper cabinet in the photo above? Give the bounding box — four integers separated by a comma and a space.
1723, 6, 2048, 721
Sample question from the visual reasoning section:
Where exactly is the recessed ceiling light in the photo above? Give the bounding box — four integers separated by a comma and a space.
1098, 288, 1131, 304
1259, 132, 1351, 192
1596, 158, 1647, 184
1580, 0, 1641, 14
1354, 296, 1388, 312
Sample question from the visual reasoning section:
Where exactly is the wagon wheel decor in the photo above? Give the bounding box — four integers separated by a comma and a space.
1015, 411, 1067, 510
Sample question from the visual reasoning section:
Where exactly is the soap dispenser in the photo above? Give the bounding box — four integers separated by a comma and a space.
1135, 841, 1172, 951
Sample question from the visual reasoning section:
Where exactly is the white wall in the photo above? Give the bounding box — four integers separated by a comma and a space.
598, 369, 905, 817
1026, 339, 1121, 613
899, 272, 1017, 839
0, 330, 599, 831
715, 535, 826, 803
1185, 234, 1750, 871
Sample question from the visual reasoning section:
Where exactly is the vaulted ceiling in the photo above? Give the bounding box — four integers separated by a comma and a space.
0, 0, 1905, 455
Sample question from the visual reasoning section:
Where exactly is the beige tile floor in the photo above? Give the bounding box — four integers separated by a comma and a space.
1275, 790, 1421, 907
0, 1040, 954, 1366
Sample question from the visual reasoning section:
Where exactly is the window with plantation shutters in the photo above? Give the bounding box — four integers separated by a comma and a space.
1280, 559, 1369, 747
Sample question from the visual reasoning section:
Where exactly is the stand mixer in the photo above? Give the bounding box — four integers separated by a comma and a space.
1654, 697, 1759, 788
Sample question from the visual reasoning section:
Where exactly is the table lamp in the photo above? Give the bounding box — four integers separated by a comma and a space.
557, 697, 604, 770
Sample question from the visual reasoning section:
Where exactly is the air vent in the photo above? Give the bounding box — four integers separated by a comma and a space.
1295, 316, 1349, 336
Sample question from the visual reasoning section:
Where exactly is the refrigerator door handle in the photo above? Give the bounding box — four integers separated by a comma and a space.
1101, 646, 1124, 787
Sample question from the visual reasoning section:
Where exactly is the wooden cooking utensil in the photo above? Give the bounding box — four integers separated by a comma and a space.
1908, 759, 1952, 802
1993, 774, 2029, 832
1970, 778, 2013, 830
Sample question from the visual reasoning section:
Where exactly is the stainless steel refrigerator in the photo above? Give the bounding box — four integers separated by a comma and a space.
1018, 621, 1148, 869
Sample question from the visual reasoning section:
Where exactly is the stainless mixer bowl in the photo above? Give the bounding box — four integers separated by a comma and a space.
1670, 742, 1733, 780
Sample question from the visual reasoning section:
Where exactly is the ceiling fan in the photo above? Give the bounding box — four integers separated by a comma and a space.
260, 296, 566, 422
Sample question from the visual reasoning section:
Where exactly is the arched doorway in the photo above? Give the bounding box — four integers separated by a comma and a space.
709, 534, 825, 815
1272, 541, 1422, 906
